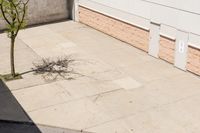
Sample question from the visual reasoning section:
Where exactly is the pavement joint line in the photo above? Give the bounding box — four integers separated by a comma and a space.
142, 71, 199, 85
10, 78, 95, 92
11, 74, 200, 113
10, 81, 55, 92
26, 87, 200, 131
10, 77, 86, 92
10, 72, 123, 92
27, 88, 123, 113
83, 90, 200, 130
18, 38, 42, 60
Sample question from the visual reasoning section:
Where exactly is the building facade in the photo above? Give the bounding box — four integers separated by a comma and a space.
74, 0, 200, 76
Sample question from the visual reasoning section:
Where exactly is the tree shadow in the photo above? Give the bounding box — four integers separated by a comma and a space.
19, 56, 87, 82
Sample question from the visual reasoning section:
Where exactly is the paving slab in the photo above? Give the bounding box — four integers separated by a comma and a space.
13, 82, 70, 112
29, 98, 114, 131
113, 77, 142, 90
56, 80, 121, 99
86, 119, 131, 133
0, 21, 200, 133
115, 94, 200, 133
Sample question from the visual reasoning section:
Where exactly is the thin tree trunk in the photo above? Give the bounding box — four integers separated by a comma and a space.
10, 36, 16, 77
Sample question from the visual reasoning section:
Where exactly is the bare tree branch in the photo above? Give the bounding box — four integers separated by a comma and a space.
32, 56, 79, 81
0, 0, 11, 25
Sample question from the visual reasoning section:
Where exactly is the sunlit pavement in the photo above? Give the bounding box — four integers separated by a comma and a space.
0, 21, 200, 133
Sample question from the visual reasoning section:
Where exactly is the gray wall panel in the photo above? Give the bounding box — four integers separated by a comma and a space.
0, 0, 69, 30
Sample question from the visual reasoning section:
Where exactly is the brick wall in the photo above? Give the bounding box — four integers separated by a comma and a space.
187, 46, 200, 76
79, 6, 149, 52
159, 35, 176, 64
78, 6, 200, 76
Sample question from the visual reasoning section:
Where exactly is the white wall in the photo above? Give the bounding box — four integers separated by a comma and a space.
79, 0, 200, 46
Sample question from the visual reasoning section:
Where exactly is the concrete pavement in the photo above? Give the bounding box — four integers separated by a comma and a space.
0, 21, 200, 133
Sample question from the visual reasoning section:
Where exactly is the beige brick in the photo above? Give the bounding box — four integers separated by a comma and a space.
186, 46, 200, 76
159, 36, 175, 64
79, 6, 149, 52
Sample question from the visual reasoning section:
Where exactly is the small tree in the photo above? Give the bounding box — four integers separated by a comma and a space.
0, 0, 29, 78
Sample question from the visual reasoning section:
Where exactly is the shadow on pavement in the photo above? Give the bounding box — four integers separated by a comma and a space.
0, 79, 91, 133
0, 120, 42, 133
0, 79, 41, 133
